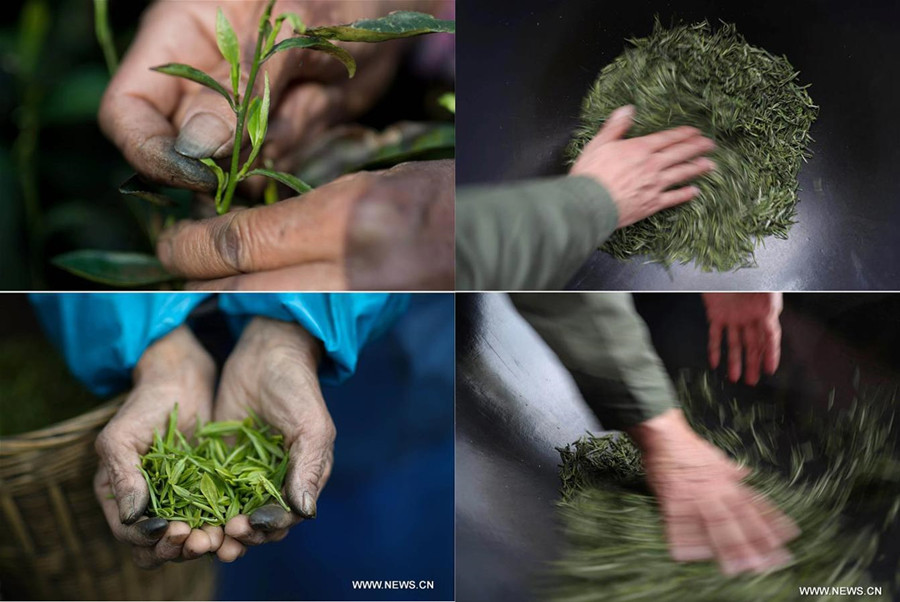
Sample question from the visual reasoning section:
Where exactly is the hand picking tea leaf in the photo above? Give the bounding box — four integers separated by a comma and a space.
569, 20, 818, 271
552, 373, 898, 601
138, 404, 291, 528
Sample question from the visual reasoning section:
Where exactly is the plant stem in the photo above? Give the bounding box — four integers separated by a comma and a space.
219, 0, 276, 214
93, 0, 118, 75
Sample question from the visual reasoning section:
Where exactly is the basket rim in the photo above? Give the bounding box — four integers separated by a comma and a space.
0, 395, 125, 452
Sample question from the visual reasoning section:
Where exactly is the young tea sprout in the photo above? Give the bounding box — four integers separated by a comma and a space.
138, 404, 291, 528
150, 1, 455, 213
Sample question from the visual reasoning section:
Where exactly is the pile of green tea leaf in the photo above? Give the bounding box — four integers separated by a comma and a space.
551, 372, 899, 601
139, 405, 289, 527
568, 20, 818, 271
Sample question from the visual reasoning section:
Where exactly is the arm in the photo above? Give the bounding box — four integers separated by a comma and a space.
456, 106, 715, 290
510, 292, 676, 429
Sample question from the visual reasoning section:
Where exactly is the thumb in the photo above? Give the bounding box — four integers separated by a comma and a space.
284, 425, 336, 520
594, 105, 635, 145
94, 431, 148, 524
173, 79, 239, 160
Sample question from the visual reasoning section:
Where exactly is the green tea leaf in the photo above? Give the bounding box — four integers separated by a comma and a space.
438, 92, 455, 114
216, 9, 240, 71
263, 36, 356, 78
51, 251, 176, 287
246, 96, 262, 149
284, 13, 305, 34
151, 63, 234, 111
308, 11, 454, 42
246, 168, 313, 195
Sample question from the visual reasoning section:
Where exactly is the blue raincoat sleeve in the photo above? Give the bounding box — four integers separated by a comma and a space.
217, 293, 409, 384
28, 293, 210, 396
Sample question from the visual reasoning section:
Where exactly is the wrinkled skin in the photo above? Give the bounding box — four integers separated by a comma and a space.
155, 160, 455, 290
94, 318, 334, 566
570, 105, 717, 228
628, 409, 800, 576
702, 293, 783, 385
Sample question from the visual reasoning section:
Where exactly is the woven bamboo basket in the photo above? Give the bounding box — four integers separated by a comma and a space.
0, 397, 217, 600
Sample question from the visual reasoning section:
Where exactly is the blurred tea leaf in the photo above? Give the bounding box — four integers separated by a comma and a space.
263, 36, 356, 78
438, 92, 455, 115
151, 63, 234, 110
307, 11, 455, 42
41, 66, 107, 125
119, 173, 176, 207
246, 168, 312, 195
52, 250, 175, 286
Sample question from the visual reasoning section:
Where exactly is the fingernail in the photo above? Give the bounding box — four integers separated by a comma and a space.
136, 517, 168, 539
300, 492, 317, 519
249, 506, 283, 532
121, 492, 137, 524
175, 112, 231, 159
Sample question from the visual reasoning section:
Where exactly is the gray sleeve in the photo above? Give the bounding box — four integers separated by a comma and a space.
511, 292, 678, 430
455, 176, 619, 290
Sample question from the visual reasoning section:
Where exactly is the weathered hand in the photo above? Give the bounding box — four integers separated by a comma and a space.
155, 160, 454, 290
99, 0, 417, 191
628, 409, 799, 575
212, 317, 335, 555
702, 293, 783, 385
93, 326, 226, 568
570, 105, 717, 228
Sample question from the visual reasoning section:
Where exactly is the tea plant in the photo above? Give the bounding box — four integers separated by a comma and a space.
53, 2, 455, 286
569, 20, 818, 272
139, 404, 292, 527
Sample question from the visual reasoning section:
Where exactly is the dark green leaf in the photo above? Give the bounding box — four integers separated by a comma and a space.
263, 36, 356, 78
151, 63, 234, 111
307, 11, 454, 42
246, 168, 313, 195
118, 173, 177, 207
51, 250, 176, 287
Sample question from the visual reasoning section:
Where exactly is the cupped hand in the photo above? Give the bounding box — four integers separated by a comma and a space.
702, 293, 783, 385
155, 160, 454, 290
628, 409, 799, 575
93, 326, 224, 568
570, 105, 717, 228
211, 316, 335, 556
99, 1, 411, 191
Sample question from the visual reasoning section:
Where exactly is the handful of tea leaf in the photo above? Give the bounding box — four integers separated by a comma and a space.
138, 404, 290, 528
569, 20, 818, 271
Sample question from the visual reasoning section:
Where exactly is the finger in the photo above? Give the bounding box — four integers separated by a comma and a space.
131, 522, 191, 569
640, 126, 705, 153
663, 501, 714, 562
699, 499, 755, 576
216, 535, 246, 563
727, 325, 742, 383
249, 504, 302, 533
708, 320, 723, 370
156, 175, 362, 279
653, 137, 716, 170
202, 525, 225, 552
182, 528, 212, 560
97, 4, 218, 191
762, 320, 782, 375
592, 105, 635, 145
658, 157, 716, 189
263, 82, 341, 167
750, 493, 801, 544
94, 431, 148, 524
657, 185, 700, 210
741, 325, 763, 386
285, 425, 336, 520
184, 262, 344, 291
728, 491, 792, 573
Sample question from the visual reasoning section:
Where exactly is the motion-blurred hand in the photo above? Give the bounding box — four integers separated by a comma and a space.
702, 293, 783, 385
93, 326, 226, 568
155, 160, 454, 290
628, 409, 799, 575
570, 105, 716, 228
99, 1, 415, 191
210, 316, 334, 559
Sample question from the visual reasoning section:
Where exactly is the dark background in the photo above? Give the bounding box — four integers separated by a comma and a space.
455, 292, 900, 601
456, 0, 900, 290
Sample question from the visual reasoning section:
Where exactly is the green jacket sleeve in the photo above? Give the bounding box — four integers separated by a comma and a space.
456, 176, 619, 290
510, 292, 677, 430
